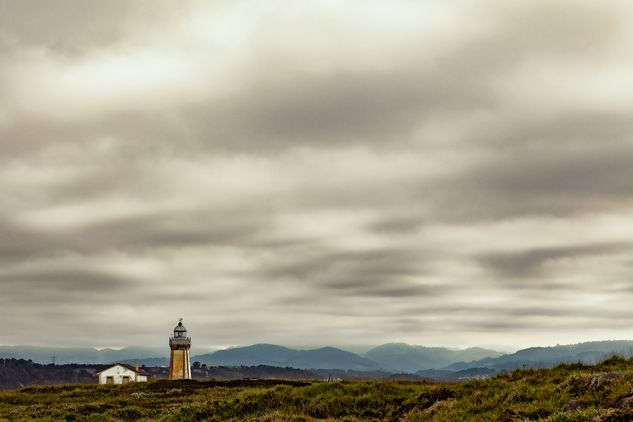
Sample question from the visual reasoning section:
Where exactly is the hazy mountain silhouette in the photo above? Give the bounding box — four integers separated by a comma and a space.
202, 344, 298, 366
0, 346, 165, 365
194, 344, 380, 370
4, 341, 633, 375
364, 343, 502, 372
444, 340, 633, 371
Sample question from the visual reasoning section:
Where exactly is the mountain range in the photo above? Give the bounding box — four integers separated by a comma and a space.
444, 340, 633, 371
126, 343, 504, 372
364, 343, 503, 371
0, 346, 164, 365
193, 344, 381, 370
3, 340, 633, 376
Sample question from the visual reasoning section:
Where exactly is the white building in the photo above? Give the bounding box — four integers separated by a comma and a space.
97, 363, 149, 385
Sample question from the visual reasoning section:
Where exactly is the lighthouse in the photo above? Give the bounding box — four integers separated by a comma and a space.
169, 318, 191, 380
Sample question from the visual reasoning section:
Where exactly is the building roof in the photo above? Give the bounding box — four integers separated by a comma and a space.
96, 363, 150, 377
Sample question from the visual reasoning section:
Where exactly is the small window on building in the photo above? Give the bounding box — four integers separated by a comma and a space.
106, 376, 114, 385
122, 376, 130, 384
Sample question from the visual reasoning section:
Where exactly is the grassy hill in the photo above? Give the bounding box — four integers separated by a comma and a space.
2, 356, 633, 421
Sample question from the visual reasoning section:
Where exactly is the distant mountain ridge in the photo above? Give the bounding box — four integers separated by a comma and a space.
189, 343, 501, 372
3, 341, 633, 375
193, 344, 381, 371
445, 340, 633, 372
365, 343, 503, 372
0, 346, 166, 365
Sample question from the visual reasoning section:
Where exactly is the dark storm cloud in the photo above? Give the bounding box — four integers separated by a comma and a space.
74, 211, 265, 251
187, 66, 490, 151
0, 58, 487, 159
368, 216, 424, 235
476, 146, 633, 198
373, 303, 633, 335
480, 111, 633, 148
499, 306, 633, 320
0, 267, 130, 296
460, 317, 633, 332
479, 242, 633, 279
254, 248, 441, 298
424, 141, 633, 222
4, 209, 278, 263
0, 217, 59, 264
326, 280, 441, 299
0, 0, 179, 54
260, 249, 424, 280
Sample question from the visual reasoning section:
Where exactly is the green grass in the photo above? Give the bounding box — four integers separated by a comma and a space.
1, 357, 633, 421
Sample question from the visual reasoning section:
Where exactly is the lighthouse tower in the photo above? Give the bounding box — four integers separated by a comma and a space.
169, 318, 191, 380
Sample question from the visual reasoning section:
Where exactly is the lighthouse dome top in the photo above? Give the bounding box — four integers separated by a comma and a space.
173, 319, 188, 338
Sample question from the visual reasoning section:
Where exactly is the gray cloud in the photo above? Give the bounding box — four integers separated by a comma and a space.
368, 216, 424, 235
479, 242, 633, 279
0, 0, 632, 349
0, 217, 59, 264
1, 0, 621, 158
255, 248, 439, 299
0, 209, 267, 265
0, 267, 131, 299
0, 0, 180, 54
423, 141, 633, 222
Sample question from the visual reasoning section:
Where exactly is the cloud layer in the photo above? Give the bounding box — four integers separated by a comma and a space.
1, 0, 633, 351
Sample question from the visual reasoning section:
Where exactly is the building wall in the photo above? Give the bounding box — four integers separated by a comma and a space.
98, 365, 147, 384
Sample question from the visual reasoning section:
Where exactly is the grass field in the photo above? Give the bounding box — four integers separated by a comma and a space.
2, 357, 633, 421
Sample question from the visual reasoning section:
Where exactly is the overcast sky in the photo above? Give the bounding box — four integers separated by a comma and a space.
1, 0, 633, 352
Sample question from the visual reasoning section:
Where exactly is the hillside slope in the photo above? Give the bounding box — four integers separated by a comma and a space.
0, 359, 321, 391
446, 340, 633, 371
2, 357, 633, 420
